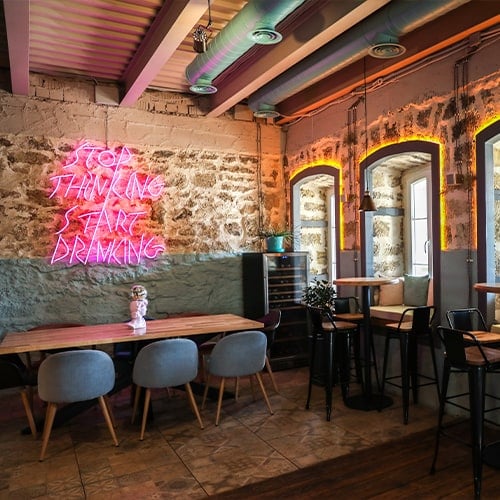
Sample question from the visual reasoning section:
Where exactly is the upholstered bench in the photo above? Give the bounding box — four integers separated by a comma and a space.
370, 274, 432, 325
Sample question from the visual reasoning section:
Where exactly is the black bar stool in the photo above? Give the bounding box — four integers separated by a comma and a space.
381, 305, 440, 424
430, 326, 500, 499
305, 306, 358, 421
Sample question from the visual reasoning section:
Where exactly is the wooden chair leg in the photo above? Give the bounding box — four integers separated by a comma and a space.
140, 388, 152, 441
26, 385, 35, 411
249, 375, 256, 400
98, 396, 119, 446
104, 395, 116, 428
202, 374, 211, 409
185, 383, 204, 429
132, 385, 141, 424
20, 389, 37, 439
215, 378, 225, 426
234, 377, 239, 401
265, 356, 279, 393
40, 402, 57, 461
255, 372, 274, 415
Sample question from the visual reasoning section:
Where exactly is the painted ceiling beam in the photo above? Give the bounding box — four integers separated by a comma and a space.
4, 0, 30, 96
120, 0, 207, 107
276, 3, 500, 123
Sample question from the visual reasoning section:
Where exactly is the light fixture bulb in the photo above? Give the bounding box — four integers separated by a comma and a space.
359, 190, 377, 212
193, 25, 210, 53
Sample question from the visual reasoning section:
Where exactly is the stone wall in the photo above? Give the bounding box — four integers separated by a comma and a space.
299, 179, 329, 278
285, 39, 500, 254
0, 73, 283, 331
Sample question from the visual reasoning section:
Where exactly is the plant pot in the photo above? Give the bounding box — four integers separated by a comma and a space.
265, 236, 285, 253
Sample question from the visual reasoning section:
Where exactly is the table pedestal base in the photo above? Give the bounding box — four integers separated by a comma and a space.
344, 393, 393, 411
483, 442, 500, 468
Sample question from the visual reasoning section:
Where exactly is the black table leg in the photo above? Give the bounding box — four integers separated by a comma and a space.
344, 285, 392, 411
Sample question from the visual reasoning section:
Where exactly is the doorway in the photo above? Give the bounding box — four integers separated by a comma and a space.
476, 120, 500, 324
290, 166, 340, 282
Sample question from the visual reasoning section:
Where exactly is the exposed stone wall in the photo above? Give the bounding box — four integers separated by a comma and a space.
299, 181, 328, 277
0, 73, 283, 331
285, 42, 500, 254
371, 167, 405, 277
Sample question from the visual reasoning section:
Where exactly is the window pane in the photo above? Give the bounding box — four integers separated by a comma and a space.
409, 176, 429, 276
412, 219, 428, 263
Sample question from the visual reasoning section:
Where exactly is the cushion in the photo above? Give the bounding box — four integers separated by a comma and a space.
370, 305, 410, 322
378, 278, 404, 306
403, 274, 430, 306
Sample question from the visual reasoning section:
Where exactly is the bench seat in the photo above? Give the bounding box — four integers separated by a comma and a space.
490, 323, 500, 333
370, 305, 413, 323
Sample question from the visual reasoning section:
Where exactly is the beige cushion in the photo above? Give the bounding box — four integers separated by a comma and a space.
370, 305, 411, 322
490, 323, 500, 334
378, 278, 404, 306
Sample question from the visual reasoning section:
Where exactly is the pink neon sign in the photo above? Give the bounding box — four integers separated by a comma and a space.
49, 142, 165, 265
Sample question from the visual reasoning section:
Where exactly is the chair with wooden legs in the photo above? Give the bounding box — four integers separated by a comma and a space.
37, 349, 118, 461
131, 338, 204, 440
202, 330, 273, 425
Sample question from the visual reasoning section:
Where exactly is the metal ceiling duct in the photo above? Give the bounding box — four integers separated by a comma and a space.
186, 0, 306, 95
248, 0, 470, 115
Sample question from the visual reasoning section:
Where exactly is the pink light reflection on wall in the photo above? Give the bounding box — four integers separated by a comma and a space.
49, 142, 165, 265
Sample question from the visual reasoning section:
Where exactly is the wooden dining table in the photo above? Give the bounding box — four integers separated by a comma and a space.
0, 314, 263, 355
334, 276, 399, 411
0, 314, 263, 431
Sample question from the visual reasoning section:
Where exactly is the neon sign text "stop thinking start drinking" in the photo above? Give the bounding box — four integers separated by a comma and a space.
49, 142, 165, 265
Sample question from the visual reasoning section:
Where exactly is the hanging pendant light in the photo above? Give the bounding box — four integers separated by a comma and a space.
359, 57, 376, 212
360, 190, 377, 211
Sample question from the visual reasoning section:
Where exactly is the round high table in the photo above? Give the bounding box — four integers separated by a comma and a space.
334, 276, 399, 411
473, 282, 500, 469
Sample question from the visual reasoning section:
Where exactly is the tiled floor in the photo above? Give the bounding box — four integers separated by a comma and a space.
0, 367, 439, 498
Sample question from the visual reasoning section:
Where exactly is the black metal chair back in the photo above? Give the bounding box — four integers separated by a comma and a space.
410, 305, 435, 335
333, 296, 360, 314
446, 308, 487, 332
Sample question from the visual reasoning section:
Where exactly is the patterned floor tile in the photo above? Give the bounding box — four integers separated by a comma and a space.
0, 366, 439, 498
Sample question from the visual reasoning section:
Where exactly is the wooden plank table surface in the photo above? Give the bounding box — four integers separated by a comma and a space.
0, 314, 264, 355
474, 283, 500, 294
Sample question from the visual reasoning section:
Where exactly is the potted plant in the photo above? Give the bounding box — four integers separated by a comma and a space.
302, 278, 336, 310
259, 226, 293, 253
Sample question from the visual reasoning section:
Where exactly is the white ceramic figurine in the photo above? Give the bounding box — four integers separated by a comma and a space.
127, 284, 148, 330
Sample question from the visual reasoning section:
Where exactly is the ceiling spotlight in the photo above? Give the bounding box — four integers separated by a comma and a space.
193, 25, 211, 53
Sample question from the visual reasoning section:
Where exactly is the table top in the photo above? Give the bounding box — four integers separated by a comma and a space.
474, 283, 500, 294
0, 314, 263, 355
334, 277, 399, 287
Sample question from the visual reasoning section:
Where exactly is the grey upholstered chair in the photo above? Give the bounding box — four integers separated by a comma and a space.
37, 349, 119, 461
202, 330, 274, 425
132, 338, 204, 439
